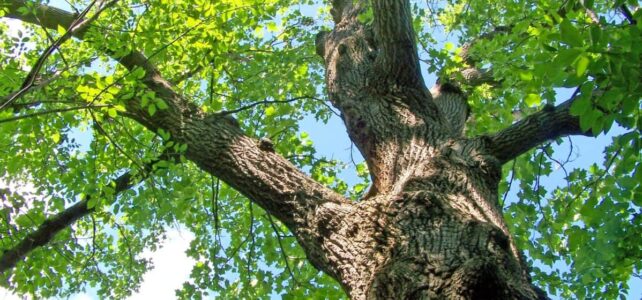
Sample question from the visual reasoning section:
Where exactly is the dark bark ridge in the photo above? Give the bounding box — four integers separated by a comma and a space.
2, 1, 592, 299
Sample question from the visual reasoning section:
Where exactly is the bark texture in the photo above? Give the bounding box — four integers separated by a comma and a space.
2, 1, 593, 299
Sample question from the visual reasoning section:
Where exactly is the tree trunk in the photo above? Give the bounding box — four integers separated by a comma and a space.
298, 137, 545, 299
307, 1, 551, 298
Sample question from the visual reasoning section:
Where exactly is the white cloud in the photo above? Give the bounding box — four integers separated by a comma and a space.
127, 229, 196, 300
68, 293, 93, 300
0, 288, 25, 300
1, 19, 26, 37
0, 19, 31, 68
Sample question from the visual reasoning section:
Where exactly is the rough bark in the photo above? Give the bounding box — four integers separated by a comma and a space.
314, 1, 561, 298
2, 1, 594, 299
487, 100, 591, 164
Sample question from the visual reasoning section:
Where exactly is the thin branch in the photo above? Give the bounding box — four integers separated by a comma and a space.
5, 1, 351, 264
114, 222, 135, 274
78, 214, 98, 271
171, 65, 204, 85
566, 145, 622, 208
542, 145, 571, 194
372, 0, 424, 89
90, 111, 145, 172
210, 176, 223, 249
0, 200, 88, 274
266, 214, 300, 286
619, 5, 636, 25
4, 0, 194, 124
532, 148, 555, 250
2, 0, 98, 108
1, 0, 117, 110
4, 56, 101, 111
501, 159, 517, 207
0, 104, 111, 124
246, 201, 255, 284
223, 216, 256, 265
445, 26, 512, 89
219, 96, 307, 115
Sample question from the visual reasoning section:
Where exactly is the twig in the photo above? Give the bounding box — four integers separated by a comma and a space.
266, 214, 299, 286
563, 145, 623, 209
220, 96, 340, 117
89, 111, 145, 172
0, 104, 111, 124
619, 5, 636, 25
246, 201, 255, 284
501, 159, 517, 207
1, 0, 118, 110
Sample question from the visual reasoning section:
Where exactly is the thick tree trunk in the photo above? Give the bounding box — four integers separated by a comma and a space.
301, 133, 545, 299
309, 1, 548, 298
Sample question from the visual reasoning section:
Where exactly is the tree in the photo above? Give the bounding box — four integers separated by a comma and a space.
0, 0, 640, 298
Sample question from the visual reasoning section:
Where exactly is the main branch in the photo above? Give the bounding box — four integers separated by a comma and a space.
372, 0, 424, 89
4, 0, 350, 280
319, 0, 449, 196
487, 99, 590, 164
0, 168, 132, 273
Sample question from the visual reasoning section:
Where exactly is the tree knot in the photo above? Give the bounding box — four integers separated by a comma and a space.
257, 137, 274, 152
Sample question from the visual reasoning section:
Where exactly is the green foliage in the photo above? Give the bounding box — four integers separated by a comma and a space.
0, 0, 640, 299
1, 0, 343, 298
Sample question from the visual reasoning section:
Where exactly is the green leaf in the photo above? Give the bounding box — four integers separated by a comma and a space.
266, 22, 278, 32
519, 71, 533, 81
156, 99, 169, 110
148, 103, 157, 116
265, 106, 276, 117
560, 19, 583, 47
131, 67, 146, 79
57, 24, 67, 36
575, 55, 590, 77
107, 108, 118, 118
525, 93, 541, 107
580, 0, 594, 9
3, 2, 640, 299
86, 198, 98, 209
555, 48, 583, 66
157, 128, 170, 140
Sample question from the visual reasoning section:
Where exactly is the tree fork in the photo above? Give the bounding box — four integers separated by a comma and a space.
313, 0, 557, 298
3, 0, 597, 298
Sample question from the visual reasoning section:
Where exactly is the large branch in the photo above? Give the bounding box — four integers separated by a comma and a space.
372, 0, 424, 89
317, 0, 451, 195
486, 99, 591, 164
328, 0, 361, 24
0, 142, 182, 274
0, 167, 135, 274
4, 2, 350, 276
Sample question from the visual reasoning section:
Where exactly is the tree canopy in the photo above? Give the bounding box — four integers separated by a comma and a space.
0, 0, 640, 299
